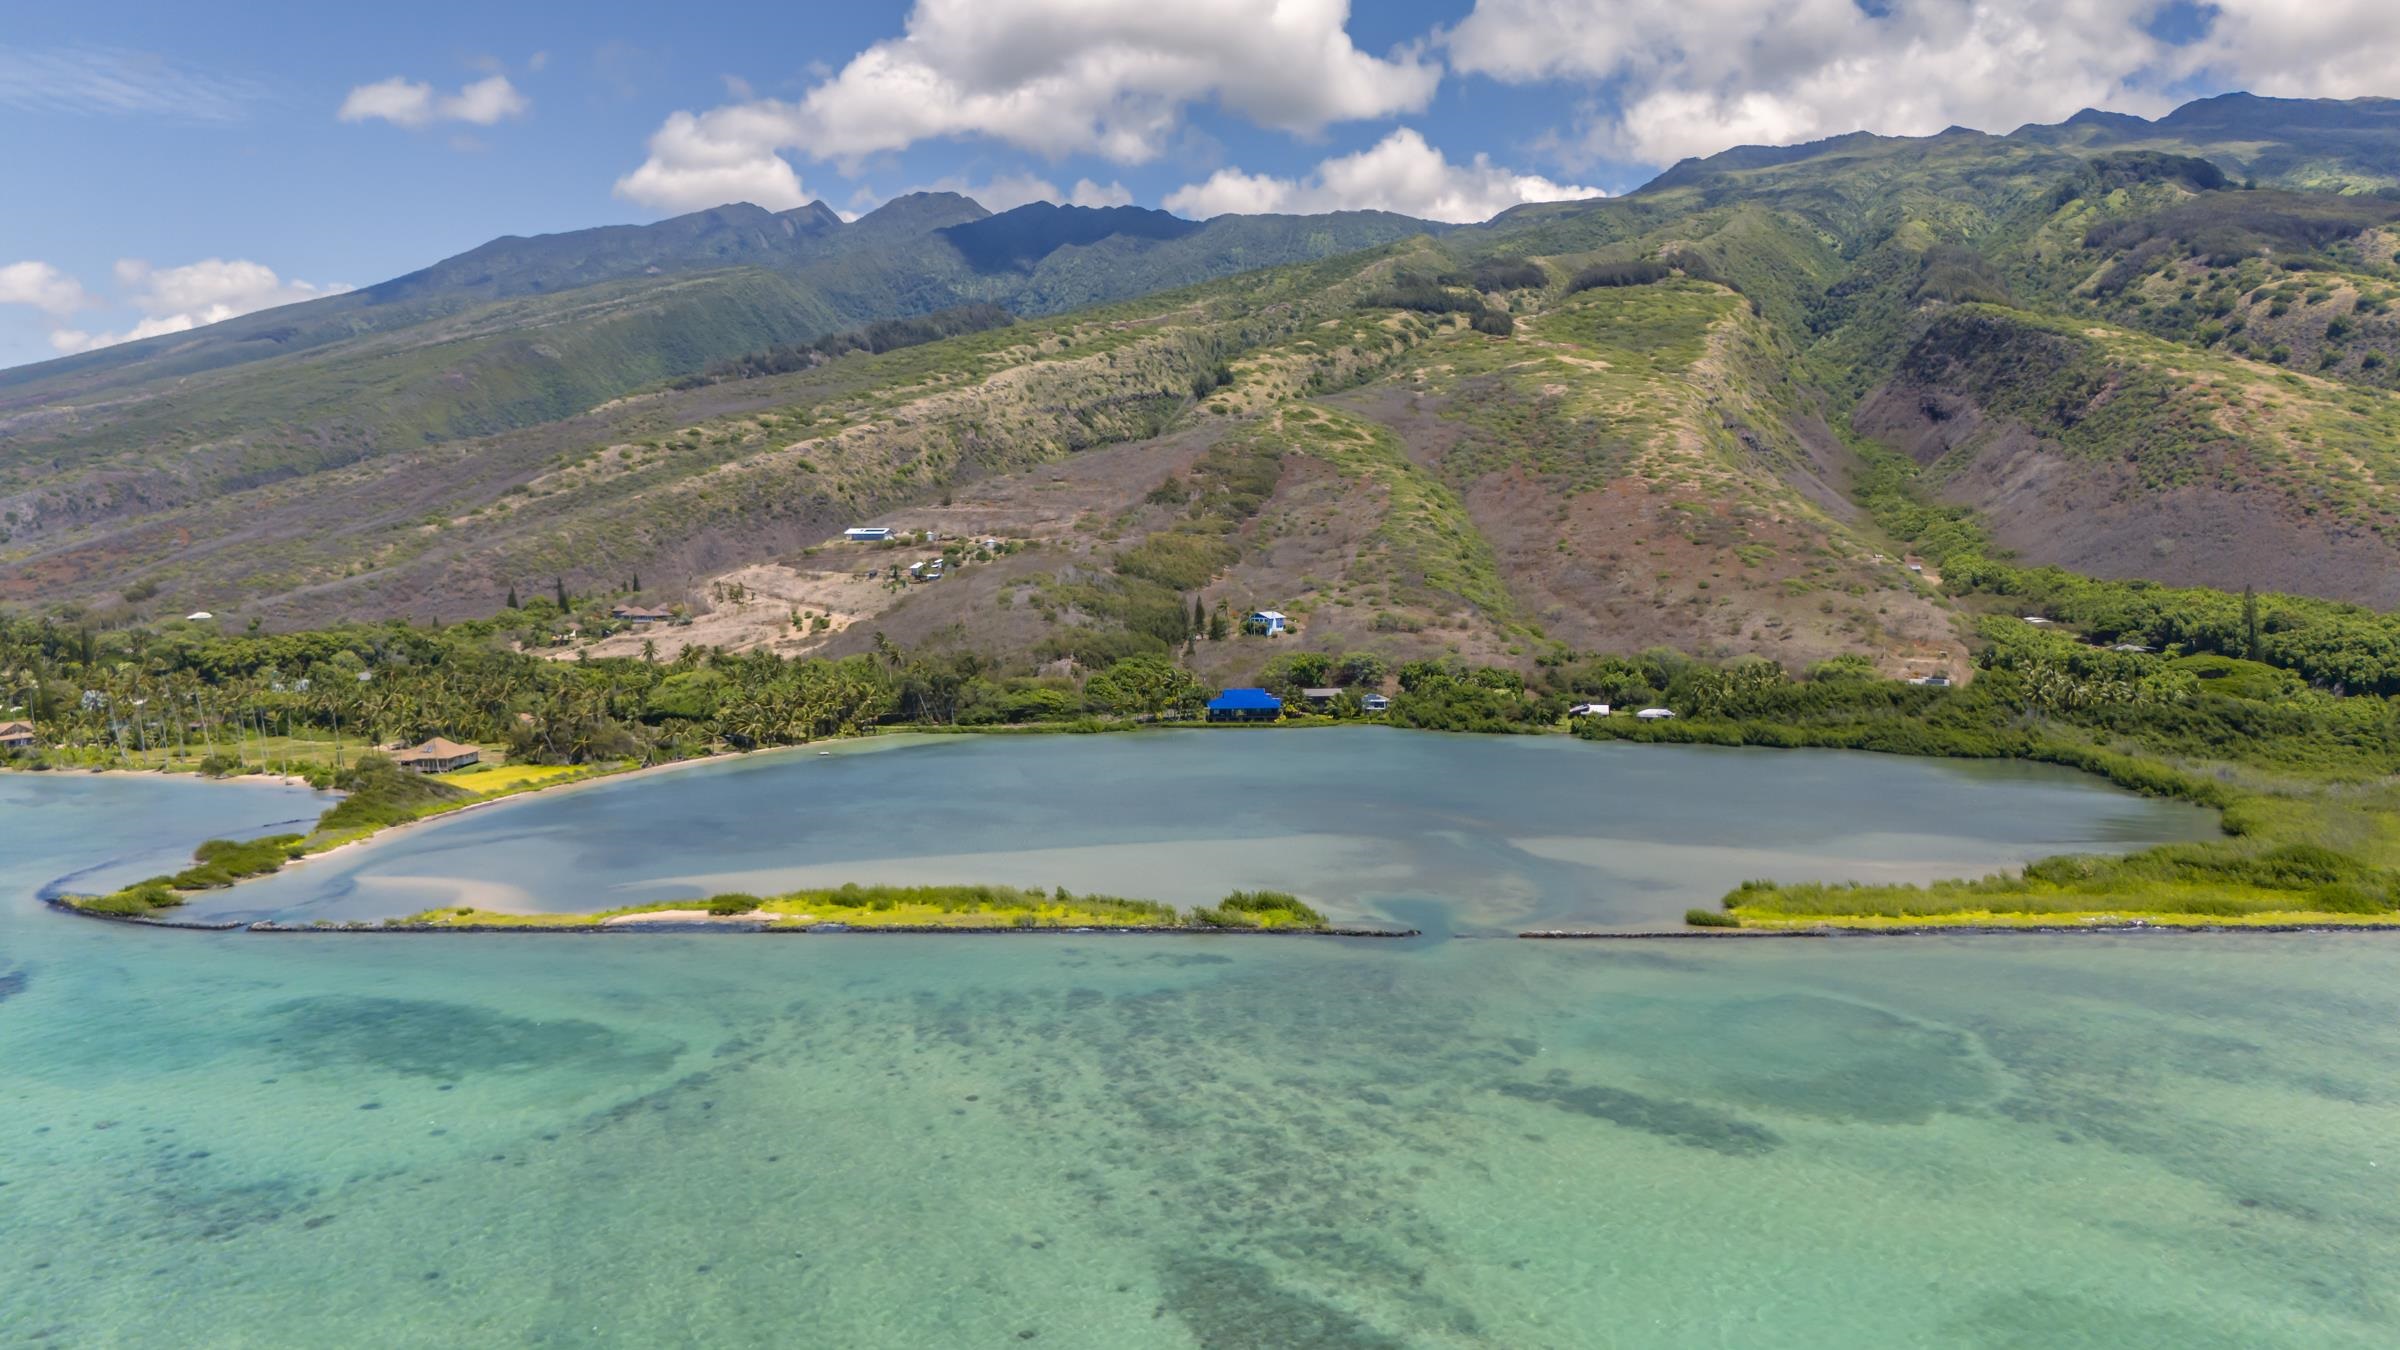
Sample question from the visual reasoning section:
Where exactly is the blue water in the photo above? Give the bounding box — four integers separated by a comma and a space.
193, 729, 2219, 929
4, 751, 2394, 1347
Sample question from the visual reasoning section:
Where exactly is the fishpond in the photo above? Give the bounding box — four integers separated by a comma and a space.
181, 728, 2217, 928
4, 739, 2395, 1347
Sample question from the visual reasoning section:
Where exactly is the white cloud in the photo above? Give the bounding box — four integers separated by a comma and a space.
0, 261, 91, 317
614, 106, 813, 211
446, 75, 531, 125
1446, 0, 2187, 166
1068, 178, 1135, 208
339, 73, 529, 128
2178, 0, 2400, 100
48, 313, 195, 354
23, 259, 350, 355
1164, 128, 1602, 222
114, 259, 346, 325
617, 0, 1438, 208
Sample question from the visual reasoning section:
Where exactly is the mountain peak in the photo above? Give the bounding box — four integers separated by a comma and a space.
938, 202, 1203, 272
777, 200, 845, 232
854, 191, 993, 234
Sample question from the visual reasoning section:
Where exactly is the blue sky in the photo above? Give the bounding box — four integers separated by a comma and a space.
3, 0, 2392, 369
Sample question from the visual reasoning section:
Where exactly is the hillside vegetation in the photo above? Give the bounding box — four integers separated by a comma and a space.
7, 92, 2400, 687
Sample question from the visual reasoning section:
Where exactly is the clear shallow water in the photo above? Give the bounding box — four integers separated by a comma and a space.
188, 729, 2219, 929
8, 762, 2397, 1348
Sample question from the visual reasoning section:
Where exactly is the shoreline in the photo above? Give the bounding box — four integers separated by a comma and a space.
178, 735, 912, 887
35, 893, 1419, 938
43, 890, 2400, 939
34, 725, 2395, 941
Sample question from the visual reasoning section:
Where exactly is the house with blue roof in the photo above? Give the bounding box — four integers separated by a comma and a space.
1206, 687, 1283, 723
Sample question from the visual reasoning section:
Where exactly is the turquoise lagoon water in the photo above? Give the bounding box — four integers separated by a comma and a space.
5, 741, 2398, 1347
191, 729, 2218, 929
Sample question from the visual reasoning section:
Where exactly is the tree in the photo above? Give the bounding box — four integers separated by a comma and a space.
1086, 656, 1204, 720
1206, 608, 1230, 642
505, 586, 520, 610
554, 577, 570, 611
1261, 651, 1333, 695
1337, 653, 1388, 688
2243, 584, 2262, 662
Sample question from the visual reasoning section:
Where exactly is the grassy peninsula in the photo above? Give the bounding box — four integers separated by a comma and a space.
391, 884, 1332, 931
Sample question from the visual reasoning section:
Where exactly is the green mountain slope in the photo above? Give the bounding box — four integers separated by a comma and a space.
5, 92, 2399, 675
0, 195, 1440, 471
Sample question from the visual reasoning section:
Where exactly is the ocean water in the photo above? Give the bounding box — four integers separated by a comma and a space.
191, 729, 2220, 929
6, 755, 2396, 1347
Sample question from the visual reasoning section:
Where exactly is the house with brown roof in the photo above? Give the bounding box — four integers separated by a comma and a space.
0, 720, 36, 750
389, 737, 481, 773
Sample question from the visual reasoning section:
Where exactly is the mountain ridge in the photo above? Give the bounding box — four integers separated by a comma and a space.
6, 91, 2400, 680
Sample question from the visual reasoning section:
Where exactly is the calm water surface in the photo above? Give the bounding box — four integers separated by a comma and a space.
192, 729, 2219, 929
5, 749, 2395, 1348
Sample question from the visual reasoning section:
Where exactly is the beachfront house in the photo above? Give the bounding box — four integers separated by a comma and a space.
1300, 687, 1342, 707
1207, 688, 1283, 723
845, 526, 893, 542
390, 737, 482, 773
611, 605, 672, 624
0, 720, 35, 750
1361, 693, 1390, 713
1247, 610, 1289, 637
1635, 707, 1676, 721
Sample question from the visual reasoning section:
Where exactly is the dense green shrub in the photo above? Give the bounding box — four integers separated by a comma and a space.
1470, 260, 1548, 292
1188, 890, 1327, 928
1567, 261, 1672, 292
76, 878, 184, 915
168, 834, 306, 889
317, 754, 469, 833
1684, 908, 1740, 927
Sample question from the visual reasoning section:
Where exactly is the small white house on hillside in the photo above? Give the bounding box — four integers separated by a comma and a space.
1249, 610, 1289, 637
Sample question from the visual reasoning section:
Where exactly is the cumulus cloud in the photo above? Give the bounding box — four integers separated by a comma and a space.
614, 105, 814, 212
12, 258, 349, 356
113, 259, 346, 326
339, 73, 529, 128
618, 0, 1436, 209
1447, 0, 2400, 169
0, 261, 91, 317
1164, 128, 1601, 222
2178, 0, 2400, 100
